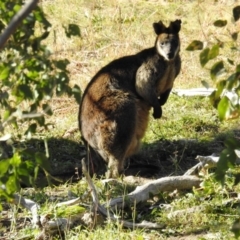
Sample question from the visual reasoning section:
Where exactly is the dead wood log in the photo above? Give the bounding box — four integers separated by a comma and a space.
107, 175, 201, 209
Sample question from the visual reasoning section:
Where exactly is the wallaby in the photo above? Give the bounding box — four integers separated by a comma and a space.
79, 19, 181, 178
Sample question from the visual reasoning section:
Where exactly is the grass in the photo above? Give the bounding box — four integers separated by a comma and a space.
1, 0, 240, 239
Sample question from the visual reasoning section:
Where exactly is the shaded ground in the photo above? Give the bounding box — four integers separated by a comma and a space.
2, 126, 238, 188
7, 127, 238, 186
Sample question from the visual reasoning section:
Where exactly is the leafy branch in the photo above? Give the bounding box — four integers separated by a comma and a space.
0, 0, 81, 203
186, 6, 240, 237
186, 6, 240, 121
0, 0, 38, 49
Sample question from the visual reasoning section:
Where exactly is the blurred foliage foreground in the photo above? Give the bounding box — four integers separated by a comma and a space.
0, 0, 81, 202
187, 5, 240, 184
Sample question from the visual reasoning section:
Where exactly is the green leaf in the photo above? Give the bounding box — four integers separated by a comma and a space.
34, 165, 39, 180
199, 48, 210, 67
224, 137, 240, 149
0, 159, 10, 176
231, 32, 238, 41
227, 58, 234, 65
13, 4, 21, 13
0, 66, 10, 80
236, 64, 240, 72
3, 109, 11, 120
201, 80, 209, 89
217, 96, 230, 121
213, 19, 227, 27
72, 84, 82, 104
233, 6, 240, 22
226, 73, 238, 91
209, 81, 225, 108
234, 173, 240, 185
25, 123, 37, 135
17, 162, 32, 177
34, 7, 51, 28
209, 90, 219, 108
15, 84, 33, 101
10, 153, 22, 167
54, 59, 70, 70
35, 152, 50, 171
64, 24, 81, 38
232, 218, 240, 238
42, 104, 53, 115
210, 61, 224, 80
6, 175, 19, 194
208, 44, 219, 60
215, 148, 236, 184
186, 40, 203, 51
215, 150, 228, 184
35, 116, 45, 126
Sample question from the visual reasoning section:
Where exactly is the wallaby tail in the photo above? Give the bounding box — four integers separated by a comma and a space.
84, 144, 107, 177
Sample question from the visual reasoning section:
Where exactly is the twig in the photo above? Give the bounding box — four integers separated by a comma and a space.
14, 193, 40, 227
0, 0, 39, 49
56, 197, 81, 207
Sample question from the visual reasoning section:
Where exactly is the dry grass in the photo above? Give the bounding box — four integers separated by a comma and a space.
41, 0, 240, 89
37, 0, 240, 142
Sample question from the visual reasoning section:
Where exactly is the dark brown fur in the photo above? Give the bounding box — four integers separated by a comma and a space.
79, 19, 181, 178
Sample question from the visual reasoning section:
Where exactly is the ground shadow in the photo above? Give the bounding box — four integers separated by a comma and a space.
3, 127, 239, 186
127, 127, 240, 178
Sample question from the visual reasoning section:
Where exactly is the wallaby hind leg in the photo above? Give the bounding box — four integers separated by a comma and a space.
106, 155, 124, 178
95, 96, 137, 178
102, 121, 136, 177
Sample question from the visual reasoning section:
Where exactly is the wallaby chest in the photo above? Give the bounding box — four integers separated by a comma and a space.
156, 61, 176, 95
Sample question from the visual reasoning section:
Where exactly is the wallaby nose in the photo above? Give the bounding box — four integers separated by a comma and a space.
168, 52, 175, 60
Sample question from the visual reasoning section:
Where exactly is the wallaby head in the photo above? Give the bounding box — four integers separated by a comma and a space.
153, 19, 181, 61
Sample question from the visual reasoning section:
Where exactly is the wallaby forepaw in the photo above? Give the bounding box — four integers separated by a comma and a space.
153, 107, 162, 119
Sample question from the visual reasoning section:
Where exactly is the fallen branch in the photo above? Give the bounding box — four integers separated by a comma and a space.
184, 154, 219, 176
14, 193, 40, 227
107, 175, 201, 209
100, 155, 223, 211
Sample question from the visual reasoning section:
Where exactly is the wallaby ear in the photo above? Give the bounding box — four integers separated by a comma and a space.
170, 19, 182, 33
153, 21, 166, 35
